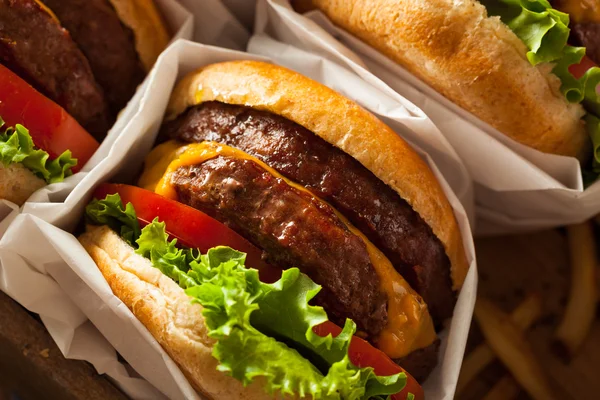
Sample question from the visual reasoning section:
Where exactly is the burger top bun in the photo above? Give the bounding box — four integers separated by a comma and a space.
79, 225, 288, 400
107, 0, 170, 71
294, 0, 589, 158
0, 163, 45, 206
166, 60, 469, 291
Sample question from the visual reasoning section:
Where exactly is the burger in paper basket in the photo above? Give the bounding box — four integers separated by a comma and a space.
76, 59, 472, 399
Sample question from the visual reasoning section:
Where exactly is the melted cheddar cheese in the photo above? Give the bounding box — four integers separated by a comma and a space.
139, 140, 437, 359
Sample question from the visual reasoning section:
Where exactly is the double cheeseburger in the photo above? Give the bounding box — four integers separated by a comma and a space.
0, 0, 169, 205
295, 0, 600, 178
79, 61, 469, 398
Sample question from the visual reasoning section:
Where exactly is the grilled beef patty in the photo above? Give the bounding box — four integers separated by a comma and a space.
571, 23, 600, 65
162, 101, 455, 325
42, 0, 145, 115
170, 155, 389, 338
396, 339, 440, 382
0, 0, 110, 139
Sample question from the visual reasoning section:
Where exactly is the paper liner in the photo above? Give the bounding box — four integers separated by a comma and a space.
176, 0, 250, 50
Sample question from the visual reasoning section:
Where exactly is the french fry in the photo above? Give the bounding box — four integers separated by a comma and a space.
475, 297, 557, 400
554, 221, 598, 361
456, 344, 495, 395
482, 375, 521, 400
511, 292, 544, 330
456, 293, 542, 394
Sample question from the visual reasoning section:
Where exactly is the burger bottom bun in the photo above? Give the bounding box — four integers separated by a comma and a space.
78, 224, 284, 400
0, 163, 45, 206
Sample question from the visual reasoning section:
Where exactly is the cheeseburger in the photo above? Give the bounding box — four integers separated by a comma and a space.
0, 0, 169, 205
79, 60, 469, 398
0, 0, 170, 139
294, 0, 600, 178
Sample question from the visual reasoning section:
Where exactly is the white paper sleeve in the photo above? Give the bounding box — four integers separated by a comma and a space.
0, 39, 476, 400
175, 0, 250, 50
253, 0, 600, 234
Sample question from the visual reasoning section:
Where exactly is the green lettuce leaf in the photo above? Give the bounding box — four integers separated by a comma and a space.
0, 117, 76, 183
137, 218, 199, 289
183, 251, 406, 399
483, 0, 600, 106
481, 0, 570, 65
552, 46, 600, 107
85, 193, 141, 246
84, 195, 408, 399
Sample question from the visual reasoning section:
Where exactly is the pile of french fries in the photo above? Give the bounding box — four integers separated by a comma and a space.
457, 221, 599, 400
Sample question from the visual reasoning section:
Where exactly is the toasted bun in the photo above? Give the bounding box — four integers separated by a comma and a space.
78, 225, 284, 400
166, 60, 468, 291
0, 163, 45, 206
107, 0, 170, 71
297, 0, 589, 158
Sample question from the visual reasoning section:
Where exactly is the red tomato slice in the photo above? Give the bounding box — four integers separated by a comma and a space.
314, 321, 424, 400
93, 183, 281, 281
0, 64, 99, 172
569, 55, 598, 80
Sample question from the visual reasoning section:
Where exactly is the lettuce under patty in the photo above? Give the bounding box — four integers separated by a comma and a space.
482, 0, 600, 180
86, 194, 410, 400
0, 117, 76, 184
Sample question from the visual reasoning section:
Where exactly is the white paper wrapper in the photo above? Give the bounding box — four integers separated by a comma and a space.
0, 201, 17, 225
253, 0, 600, 234
220, 0, 258, 30
175, 0, 250, 50
0, 39, 476, 399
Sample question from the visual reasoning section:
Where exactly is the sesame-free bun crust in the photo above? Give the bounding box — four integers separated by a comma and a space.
297, 0, 589, 158
167, 60, 468, 291
0, 163, 45, 205
107, 0, 170, 71
79, 225, 282, 400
